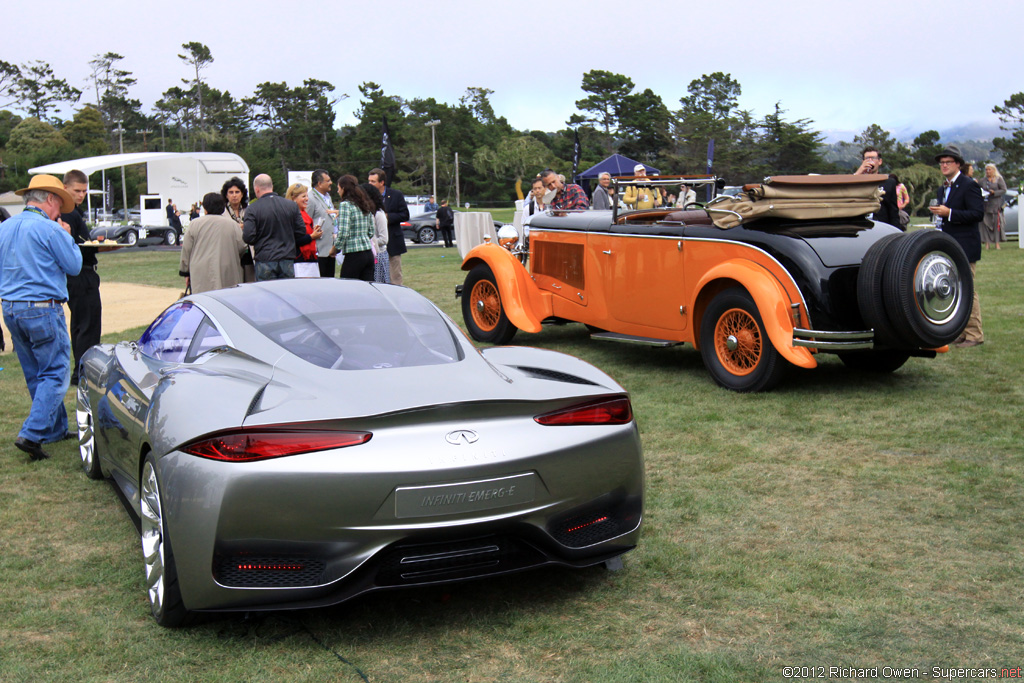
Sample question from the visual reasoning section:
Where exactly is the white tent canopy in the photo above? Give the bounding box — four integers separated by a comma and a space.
29, 152, 249, 178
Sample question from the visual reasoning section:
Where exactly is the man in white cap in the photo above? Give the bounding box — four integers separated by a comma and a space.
622, 163, 661, 209
0, 175, 83, 461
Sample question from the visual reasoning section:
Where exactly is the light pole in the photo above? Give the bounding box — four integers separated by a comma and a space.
425, 119, 440, 203
114, 123, 129, 223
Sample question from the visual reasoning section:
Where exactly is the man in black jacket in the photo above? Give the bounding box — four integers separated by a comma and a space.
368, 168, 409, 285
62, 169, 101, 384
929, 145, 985, 347
242, 174, 321, 281
435, 199, 455, 248
854, 147, 901, 229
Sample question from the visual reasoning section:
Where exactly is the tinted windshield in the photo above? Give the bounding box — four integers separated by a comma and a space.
221, 283, 462, 370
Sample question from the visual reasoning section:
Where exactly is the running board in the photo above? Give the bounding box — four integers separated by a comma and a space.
590, 332, 683, 347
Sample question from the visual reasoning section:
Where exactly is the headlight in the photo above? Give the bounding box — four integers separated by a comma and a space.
497, 225, 519, 249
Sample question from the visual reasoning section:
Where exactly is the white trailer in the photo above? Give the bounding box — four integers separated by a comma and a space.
29, 152, 250, 236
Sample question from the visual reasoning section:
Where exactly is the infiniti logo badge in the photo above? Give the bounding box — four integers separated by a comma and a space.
445, 429, 479, 445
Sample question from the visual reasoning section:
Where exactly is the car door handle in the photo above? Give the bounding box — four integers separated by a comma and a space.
602, 250, 612, 255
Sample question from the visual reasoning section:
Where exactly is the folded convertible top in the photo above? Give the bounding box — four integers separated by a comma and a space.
707, 174, 885, 228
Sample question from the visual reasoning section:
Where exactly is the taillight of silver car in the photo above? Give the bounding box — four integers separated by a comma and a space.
534, 397, 633, 426
182, 429, 372, 462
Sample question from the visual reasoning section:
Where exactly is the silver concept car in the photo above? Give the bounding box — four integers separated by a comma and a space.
76, 279, 644, 626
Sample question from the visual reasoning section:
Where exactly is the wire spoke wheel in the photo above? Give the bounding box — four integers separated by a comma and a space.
471, 279, 502, 332
714, 308, 762, 376
461, 264, 517, 344
699, 287, 786, 392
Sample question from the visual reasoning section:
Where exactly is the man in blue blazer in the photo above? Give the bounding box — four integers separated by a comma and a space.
929, 145, 984, 347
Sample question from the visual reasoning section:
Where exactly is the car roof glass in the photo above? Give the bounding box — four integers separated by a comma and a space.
217, 282, 462, 370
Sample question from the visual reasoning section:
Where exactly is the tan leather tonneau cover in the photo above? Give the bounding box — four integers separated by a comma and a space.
707, 174, 884, 229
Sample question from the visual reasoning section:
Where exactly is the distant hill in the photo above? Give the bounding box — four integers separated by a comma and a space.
819, 120, 1006, 170
820, 120, 1006, 145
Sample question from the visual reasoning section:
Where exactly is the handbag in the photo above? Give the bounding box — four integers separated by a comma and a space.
294, 261, 320, 279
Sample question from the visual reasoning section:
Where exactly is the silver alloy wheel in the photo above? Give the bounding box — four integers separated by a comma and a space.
76, 383, 95, 474
140, 461, 166, 617
125, 230, 138, 246
914, 251, 961, 324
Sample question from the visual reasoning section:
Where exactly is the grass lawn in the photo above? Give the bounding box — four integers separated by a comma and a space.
1, 242, 1022, 682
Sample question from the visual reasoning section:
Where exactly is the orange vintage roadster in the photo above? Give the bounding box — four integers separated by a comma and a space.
456, 174, 973, 392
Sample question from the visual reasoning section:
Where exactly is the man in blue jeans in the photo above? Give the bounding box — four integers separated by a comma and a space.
0, 175, 83, 461
242, 174, 321, 281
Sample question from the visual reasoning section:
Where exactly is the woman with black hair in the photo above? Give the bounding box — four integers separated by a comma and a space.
359, 182, 390, 283
329, 175, 376, 281
220, 177, 255, 282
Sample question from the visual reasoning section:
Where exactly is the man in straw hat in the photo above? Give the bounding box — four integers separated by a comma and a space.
928, 144, 985, 348
0, 174, 83, 461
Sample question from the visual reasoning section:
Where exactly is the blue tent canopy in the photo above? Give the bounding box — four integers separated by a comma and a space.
575, 154, 659, 182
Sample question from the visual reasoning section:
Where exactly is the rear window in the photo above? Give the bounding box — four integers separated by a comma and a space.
221, 283, 462, 370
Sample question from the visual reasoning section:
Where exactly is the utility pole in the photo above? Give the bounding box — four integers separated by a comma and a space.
425, 119, 440, 203
114, 123, 129, 221
455, 152, 460, 209
137, 129, 153, 152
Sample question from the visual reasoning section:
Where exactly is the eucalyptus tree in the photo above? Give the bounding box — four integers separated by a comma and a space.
244, 79, 339, 178
674, 72, 758, 181
574, 70, 634, 154
11, 60, 80, 123
0, 60, 20, 108
178, 42, 213, 150
87, 52, 143, 149
993, 92, 1024, 181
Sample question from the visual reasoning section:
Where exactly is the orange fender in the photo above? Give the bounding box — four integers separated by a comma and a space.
461, 244, 551, 333
693, 260, 817, 369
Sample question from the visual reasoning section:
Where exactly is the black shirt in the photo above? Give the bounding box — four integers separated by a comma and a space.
62, 206, 97, 268
436, 206, 454, 228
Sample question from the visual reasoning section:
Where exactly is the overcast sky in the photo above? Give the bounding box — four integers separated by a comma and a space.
5, 0, 1021, 144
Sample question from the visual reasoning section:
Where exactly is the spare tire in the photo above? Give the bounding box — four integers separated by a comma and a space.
856, 233, 905, 348
881, 229, 972, 348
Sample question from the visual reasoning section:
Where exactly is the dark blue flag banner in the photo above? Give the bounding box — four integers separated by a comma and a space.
706, 139, 715, 201
381, 117, 396, 186
572, 129, 581, 181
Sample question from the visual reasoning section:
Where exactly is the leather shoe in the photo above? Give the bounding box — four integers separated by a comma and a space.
15, 437, 50, 461
955, 339, 983, 348
953, 334, 967, 345
58, 430, 76, 442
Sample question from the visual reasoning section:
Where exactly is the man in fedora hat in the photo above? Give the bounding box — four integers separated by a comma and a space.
929, 144, 985, 347
0, 174, 83, 461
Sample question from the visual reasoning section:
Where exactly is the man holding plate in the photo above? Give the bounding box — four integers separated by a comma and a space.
61, 169, 101, 385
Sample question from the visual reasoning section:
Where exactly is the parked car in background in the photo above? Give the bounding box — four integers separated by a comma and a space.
77, 278, 644, 626
92, 208, 139, 224
90, 222, 180, 247
90, 223, 144, 246
1003, 189, 1018, 239
457, 174, 973, 392
116, 208, 142, 223
401, 210, 504, 245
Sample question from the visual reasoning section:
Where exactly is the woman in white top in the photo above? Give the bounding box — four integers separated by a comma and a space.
360, 183, 391, 283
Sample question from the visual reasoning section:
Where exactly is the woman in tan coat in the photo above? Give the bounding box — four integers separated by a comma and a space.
179, 193, 248, 294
